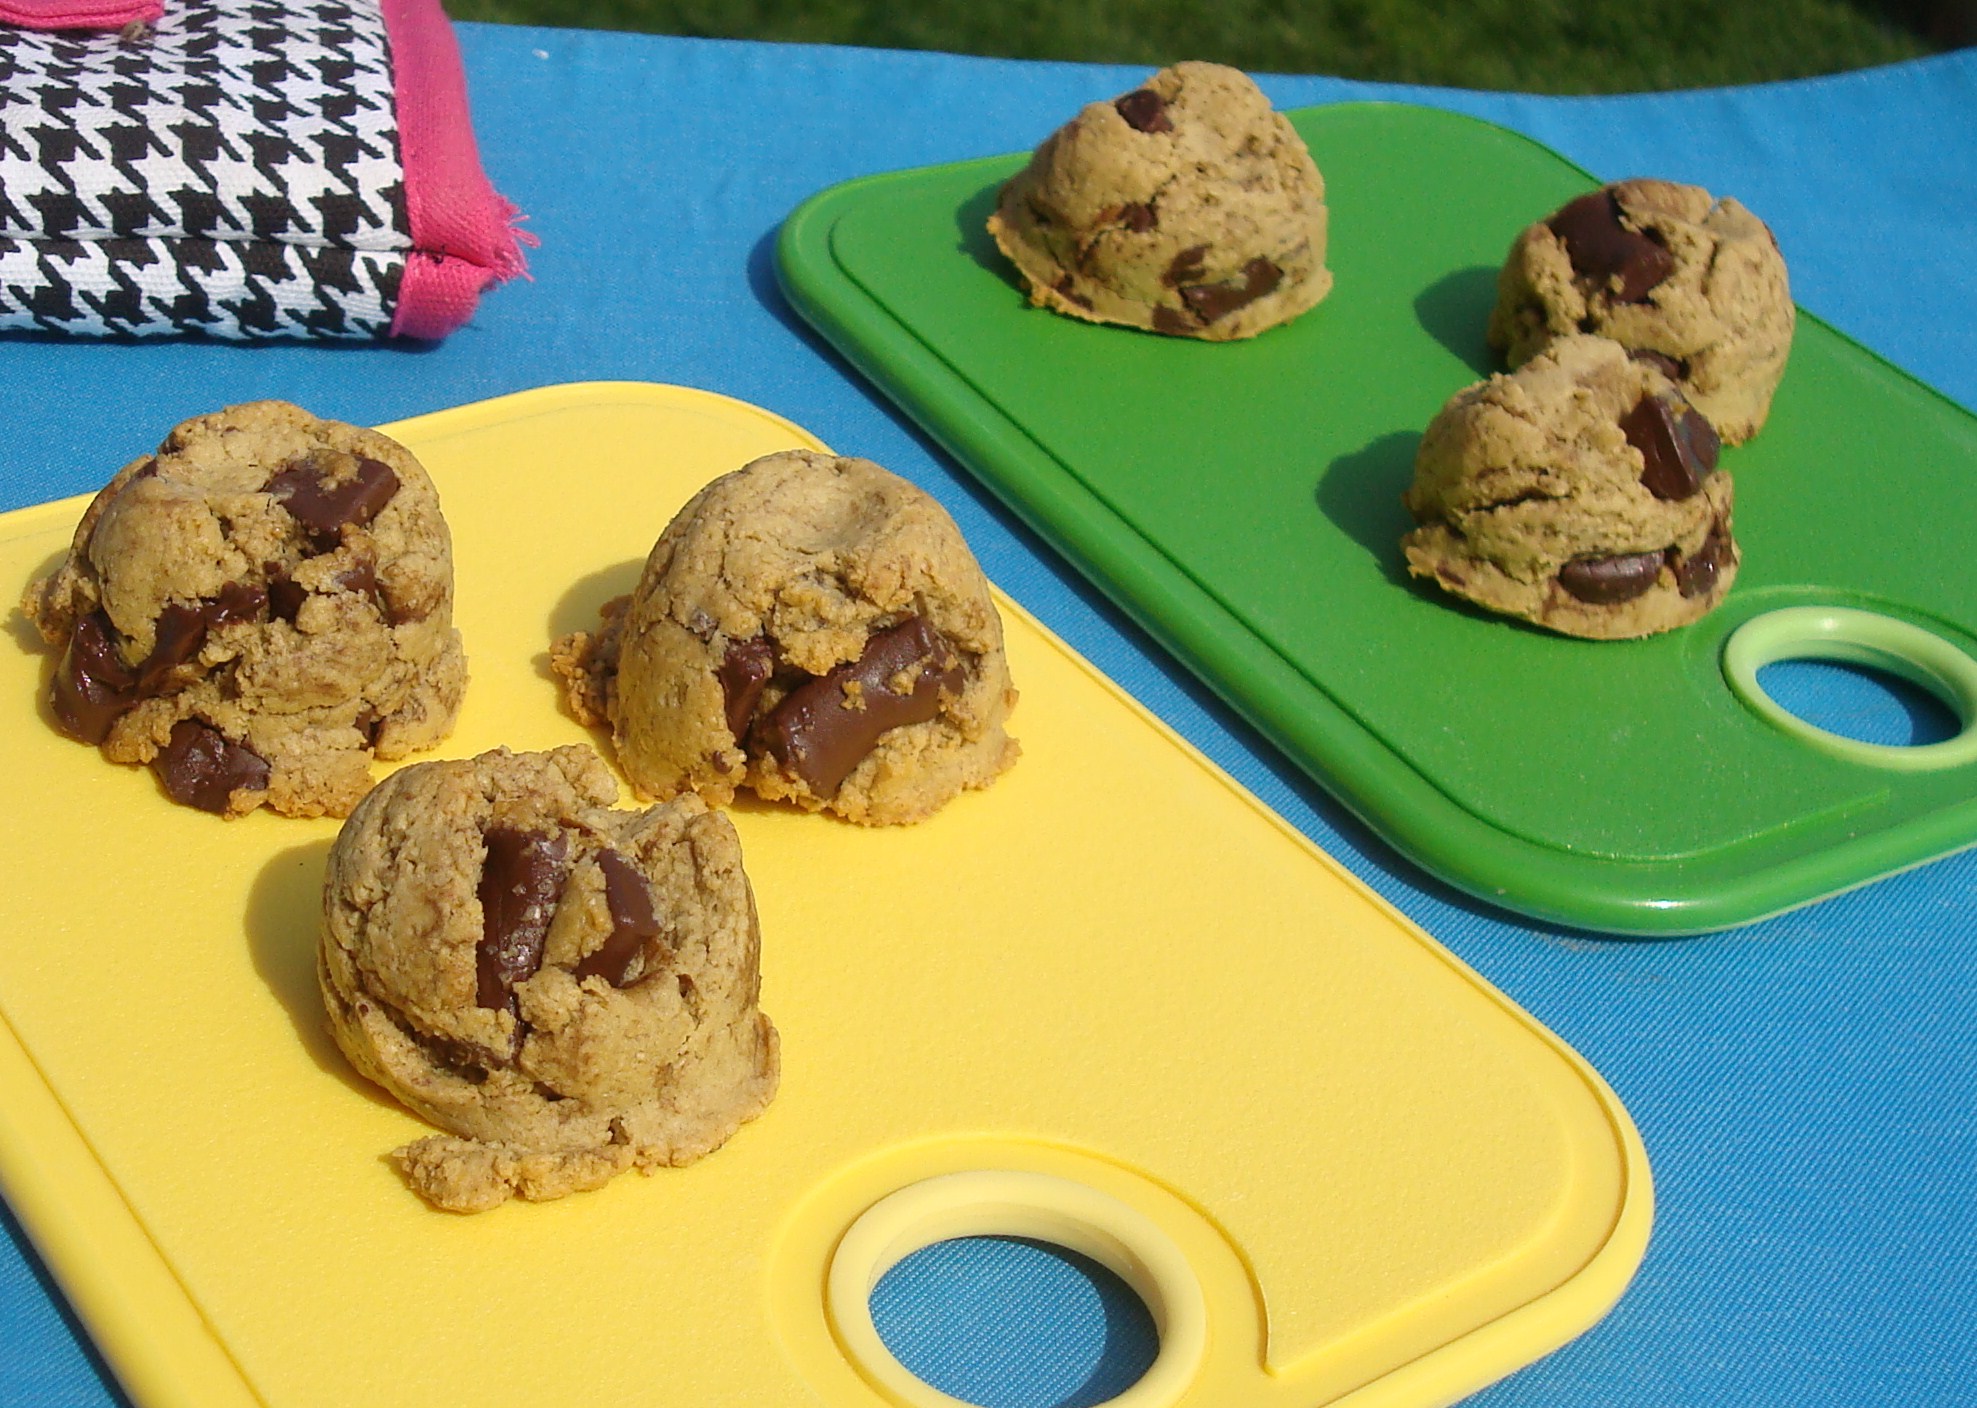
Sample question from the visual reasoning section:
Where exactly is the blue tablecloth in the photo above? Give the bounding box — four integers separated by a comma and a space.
3, 26, 1973, 1408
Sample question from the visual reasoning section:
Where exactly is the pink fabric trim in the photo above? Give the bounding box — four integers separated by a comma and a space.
378, 0, 528, 340
0, 0, 160, 30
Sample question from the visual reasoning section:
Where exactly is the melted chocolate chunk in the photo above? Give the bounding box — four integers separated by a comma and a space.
718, 635, 775, 742
267, 454, 399, 543
1116, 202, 1156, 233
756, 615, 965, 797
1546, 189, 1674, 303
1151, 306, 1193, 336
573, 850, 663, 987
139, 606, 213, 692
1178, 258, 1283, 324
1163, 244, 1208, 288
267, 570, 307, 624
152, 719, 269, 813
1673, 518, 1734, 598
1113, 89, 1173, 133
1558, 551, 1665, 605
135, 582, 267, 694
50, 611, 136, 744
408, 1022, 495, 1083
1052, 274, 1094, 311
1628, 348, 1688, 381
52, 583, 268, 742
475, 827, 569, 1010
1622, 391, 1720, 501
333, 558, 378, 599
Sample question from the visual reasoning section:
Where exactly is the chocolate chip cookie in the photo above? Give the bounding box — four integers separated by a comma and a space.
986, 60, 1331, 341
1488, 179, 1793, 443
318, 744, 780, 1213
552, 450, 1018, 825
1402, 335, 1738, 639
20, 401, 466, 817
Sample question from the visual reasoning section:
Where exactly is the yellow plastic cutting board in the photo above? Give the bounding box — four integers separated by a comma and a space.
0, 382, 1649, 1408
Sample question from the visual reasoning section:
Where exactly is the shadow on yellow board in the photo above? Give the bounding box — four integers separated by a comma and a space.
0, 382, 1648, 1408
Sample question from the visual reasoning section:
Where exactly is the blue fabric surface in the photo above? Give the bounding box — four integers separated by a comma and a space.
0, 26, 1973, 1408
873, 1238, 1157, 1408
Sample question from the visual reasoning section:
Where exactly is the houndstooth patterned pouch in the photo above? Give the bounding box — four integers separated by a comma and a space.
0, 0, 525, 340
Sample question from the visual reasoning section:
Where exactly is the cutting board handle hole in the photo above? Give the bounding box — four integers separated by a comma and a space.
869, 1235, 1156, 1406
825, 1171, 1206, 1407
1723, 607, 1977, 771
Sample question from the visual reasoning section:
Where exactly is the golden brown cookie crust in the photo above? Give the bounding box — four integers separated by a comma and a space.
20, 400, 466, 817
1488, 178, 1793, 444
987, 61, 1332, 341
318, 744, 779, 1213
553, 450, 1019, 826
1402, 336, 1739, 640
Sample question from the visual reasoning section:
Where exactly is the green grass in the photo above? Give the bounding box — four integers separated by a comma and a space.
442, 0, 1939, 94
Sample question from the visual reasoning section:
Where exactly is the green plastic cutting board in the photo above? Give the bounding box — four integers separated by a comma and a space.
775, 101, 1977, 935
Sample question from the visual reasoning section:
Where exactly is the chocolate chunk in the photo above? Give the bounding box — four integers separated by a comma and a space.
475, 827, 569, 1010
209, 580, 267, 624
1558, 551, 1665, 605
267, 454, 399, 543
1163, 244, 1208, 288
152, 718, 269, 813
138, 605, 207, 692
756, 615, 965, 797
1151, 306, 1193, 336
1113, 89, 1173, 134
1622, 391, 1719, 501
1052, 274, 1094, 311
1117, 202, 1156, 233
1546, 189, 1674, 303
54, 581, 270, 742
1179, 258, 1283, 324
333, 559, 378, 599
573, 849, 663, 987
1628, 348, 1688, 381
135, 582, 267, 694
50, 611, 136, 744
266, 565, 307, 624
718, 635, 775, 741
1673, 518, 1734, 598
413, 1027, 492, 1083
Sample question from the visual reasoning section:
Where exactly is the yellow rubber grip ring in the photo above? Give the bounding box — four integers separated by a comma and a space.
825, 1170, 1208, 1408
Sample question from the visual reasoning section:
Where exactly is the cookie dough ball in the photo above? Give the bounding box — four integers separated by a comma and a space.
1487, 178, 1793, 443
986, 60, 1331, 341
318, 745, 779, 1213
1402, 335, 1738, 640
20, 401, 466, 818
553, 450, 1018, 826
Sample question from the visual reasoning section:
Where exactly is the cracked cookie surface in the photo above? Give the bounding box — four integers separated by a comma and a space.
986, 60, 1331, 341
318, 744, 779, 1213
1402, 335, 1739, 639
1488, 178, 1792, 444
21, 400, 466, 817
552, 449, 1018, 825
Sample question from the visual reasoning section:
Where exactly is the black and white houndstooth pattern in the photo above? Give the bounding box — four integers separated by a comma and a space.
0, 0, 410, 339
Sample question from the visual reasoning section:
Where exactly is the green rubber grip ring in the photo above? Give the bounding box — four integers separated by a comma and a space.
1722, 607, 1977, 771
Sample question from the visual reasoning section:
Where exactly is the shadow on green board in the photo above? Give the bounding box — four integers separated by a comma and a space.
1314, 429, 1420, 586
1413, 263, 1502, 376
954, 181, 1017, 287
